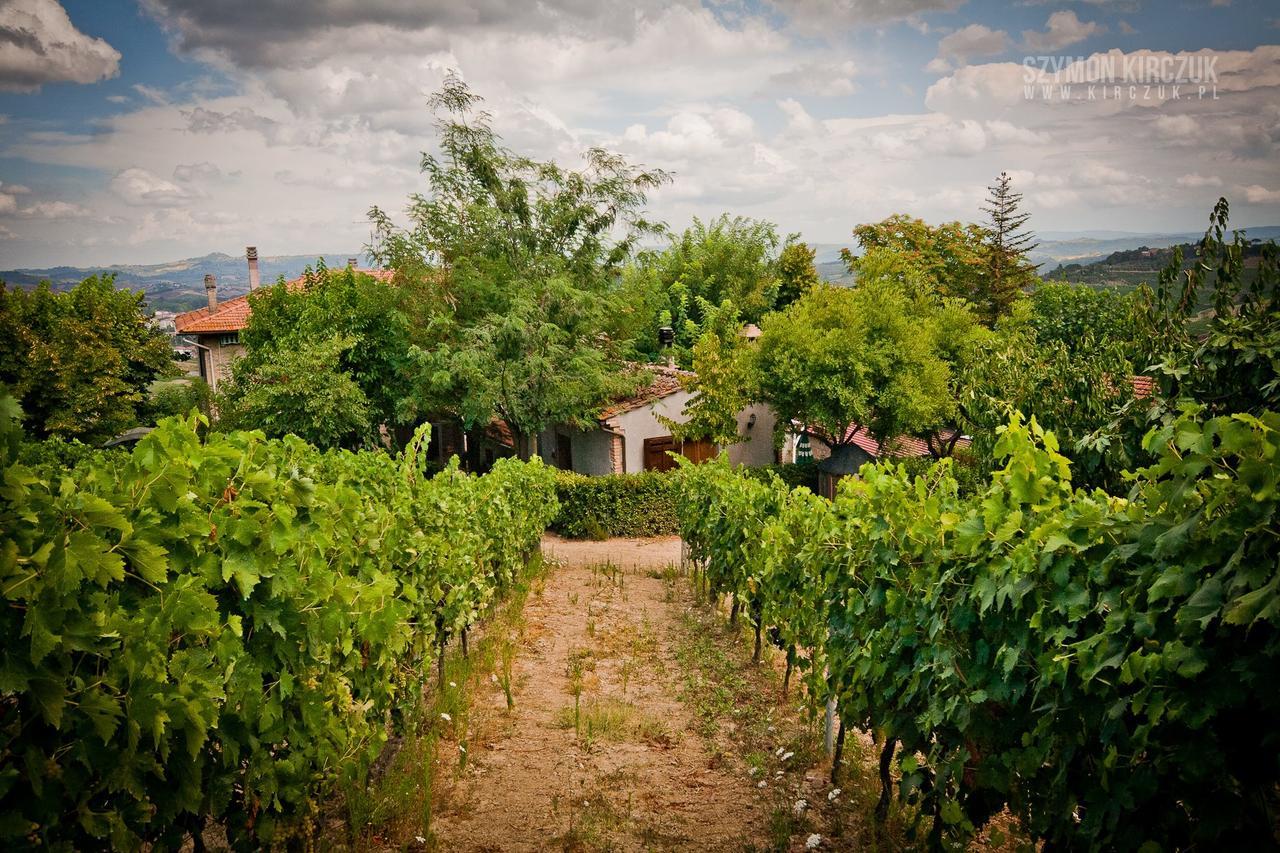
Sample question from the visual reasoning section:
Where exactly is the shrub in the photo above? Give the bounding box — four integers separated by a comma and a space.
551, 469, 680, 539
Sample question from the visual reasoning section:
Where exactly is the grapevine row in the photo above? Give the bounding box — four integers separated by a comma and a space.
0, 401, 558, 850
676, 410, 1280, 850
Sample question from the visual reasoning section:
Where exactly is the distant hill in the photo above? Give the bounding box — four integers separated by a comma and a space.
0, 252, 365, 313
814, 226, 1280, 287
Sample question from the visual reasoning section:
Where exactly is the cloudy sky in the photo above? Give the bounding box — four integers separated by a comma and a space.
0, 0, 1277, 267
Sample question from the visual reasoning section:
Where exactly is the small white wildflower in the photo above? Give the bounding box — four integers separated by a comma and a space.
828, 787, 842, 802
781, 750, 795, 762
459, 743, 467, 753
449, 681, 457, 688
440, 712, 451, 723
757, 780, 767, 789
792, 798, 808, 816
805, 833, 822, 850
415, 836, 426, 844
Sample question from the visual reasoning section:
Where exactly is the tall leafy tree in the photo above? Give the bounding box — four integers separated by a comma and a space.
644, 214, 783, 361
1029, 281, 1138, 357
665, 300, 755, 446
217, 335, 372, 447
753, 282, 951, 450
978, 171, 1039, 324
775, 241, 821, 309
843, 214, 988, 305
0, 276, 173, 443
368, 74, 669, 457
220, 262, 414, 446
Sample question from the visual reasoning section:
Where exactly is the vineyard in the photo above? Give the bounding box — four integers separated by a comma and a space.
677, 410, 1280, 850
0, 401, 557, 849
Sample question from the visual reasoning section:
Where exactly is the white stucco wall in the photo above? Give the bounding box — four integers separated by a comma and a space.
542, 393, 780, 475
725, 403, 778, 467
538, 426, 617, 476
601, 389, 689, 473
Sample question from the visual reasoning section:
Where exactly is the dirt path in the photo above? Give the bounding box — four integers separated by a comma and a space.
429, 535, 776, 851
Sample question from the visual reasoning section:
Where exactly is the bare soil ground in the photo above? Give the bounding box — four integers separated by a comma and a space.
430, 534, 778, 851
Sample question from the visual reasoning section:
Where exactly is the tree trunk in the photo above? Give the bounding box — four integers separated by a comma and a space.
782, 655, 793, 698
831, 719, 847, 785
728, 594, 740, 630
460, 627, 468, 659
876, 737, 896, 821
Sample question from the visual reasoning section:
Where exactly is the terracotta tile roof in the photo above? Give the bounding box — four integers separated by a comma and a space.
175, 268, 394, 335
485, 418, 514, 448
808, 422, 971, 459
597, 364, 692, 421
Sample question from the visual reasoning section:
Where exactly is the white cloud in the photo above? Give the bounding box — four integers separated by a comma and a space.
771, 0, 968, 33
1176, 173, 1222, 188
1022, 11, 1105, 53
768, 60, 859, 96
926, 24, 1009, 73
1242, 184, 1280, 203
17, 200, 92, 219
110, 167, 194, 206
0, 0, 121, 92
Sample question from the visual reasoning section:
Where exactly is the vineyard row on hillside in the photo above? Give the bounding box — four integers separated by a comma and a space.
0, 401, 558, 850
677, 410, 1280, 851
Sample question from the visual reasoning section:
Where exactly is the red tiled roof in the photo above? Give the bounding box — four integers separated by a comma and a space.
485, 418, 514, 448
597, 364, 692, 421
1131, 375, 1154, 399
808, 422, 971, 459
175, 268, 394, 334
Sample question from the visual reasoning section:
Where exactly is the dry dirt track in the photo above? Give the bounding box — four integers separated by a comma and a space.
428, 534, 777, 851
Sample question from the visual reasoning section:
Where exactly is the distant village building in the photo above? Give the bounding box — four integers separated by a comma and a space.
174, 247, 390, 392
537, 364, 777, 475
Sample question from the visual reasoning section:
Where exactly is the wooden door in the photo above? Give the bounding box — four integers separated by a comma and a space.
643, 436, 676, 471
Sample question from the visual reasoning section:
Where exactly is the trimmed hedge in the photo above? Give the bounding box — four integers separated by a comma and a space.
551, 470, 679, 539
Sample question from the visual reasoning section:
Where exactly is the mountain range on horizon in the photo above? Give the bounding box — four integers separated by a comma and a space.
4, 224, 1279, 314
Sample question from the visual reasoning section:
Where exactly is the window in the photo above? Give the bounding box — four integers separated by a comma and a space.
219, 332, 240, 347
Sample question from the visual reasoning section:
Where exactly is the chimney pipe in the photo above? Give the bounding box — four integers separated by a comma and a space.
346, 257, 357, 268
204, 274, 217, 310
246, 246, 260, 291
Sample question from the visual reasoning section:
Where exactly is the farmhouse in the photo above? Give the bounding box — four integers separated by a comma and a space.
537, 364, 777, 474
174, 247, 391, 392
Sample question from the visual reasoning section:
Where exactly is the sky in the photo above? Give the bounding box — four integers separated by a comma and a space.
0, 0, 1277, 267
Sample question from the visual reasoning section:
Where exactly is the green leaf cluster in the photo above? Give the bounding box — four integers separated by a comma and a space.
677, 407, 1280, 849
0, 276, 175, 444
0, 402, 556, 849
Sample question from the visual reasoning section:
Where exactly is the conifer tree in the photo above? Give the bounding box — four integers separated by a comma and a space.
979, 171, 1038, 324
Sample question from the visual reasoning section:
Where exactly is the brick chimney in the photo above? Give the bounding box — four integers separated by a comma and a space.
204, 274, 217, 310
246, 246, 261, 290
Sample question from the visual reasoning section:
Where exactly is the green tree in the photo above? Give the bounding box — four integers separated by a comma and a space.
644, 214, 783, 361
1138, 197, 1280, 417
754, 282, 952, 450
368, 74, 668, 457
842, 214, 987, 304
217, 335, 372, 446
222, 262, 414, 444
775, 241, 821, 309
977, 171, 1039, 324
1029, 281, 1138, 356
0, 276, 173, 443
666, 300, 756, 446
